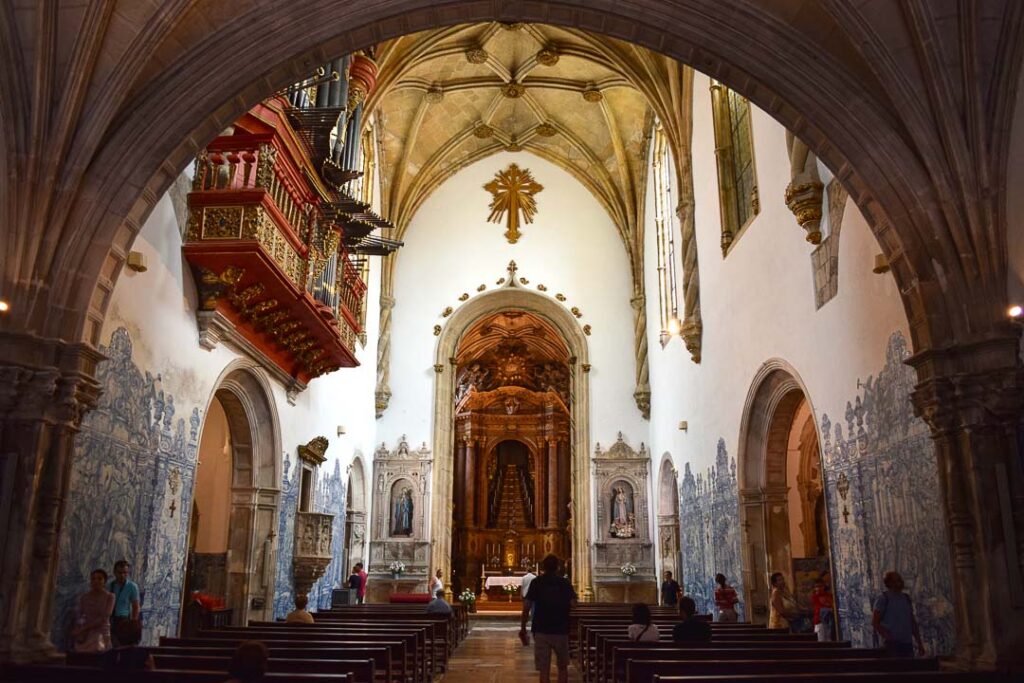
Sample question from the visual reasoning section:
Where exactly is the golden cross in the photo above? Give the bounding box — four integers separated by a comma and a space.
483, 164, 543, 244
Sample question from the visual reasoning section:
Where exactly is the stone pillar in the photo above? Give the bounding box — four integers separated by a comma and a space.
0, 333, 103, 662
475, 440, 488, 528
536, 446, 546, 528
558, 440, 570, 527
454, 438, 466, 526
374, 294, 395, 418
909, 340, 1024, 670
464, 439, 476, 527
547, 438, 559, 528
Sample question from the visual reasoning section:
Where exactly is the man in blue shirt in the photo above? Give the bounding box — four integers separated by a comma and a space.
872, 571, 925, 657
426, 588, 452, 615
108, 559, 140, 644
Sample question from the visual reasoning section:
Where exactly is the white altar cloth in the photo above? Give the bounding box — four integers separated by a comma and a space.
484, 576, 524, 589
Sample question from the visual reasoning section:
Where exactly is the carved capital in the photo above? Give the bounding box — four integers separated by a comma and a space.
375, 385, 392, 419
633, 386, 651, 420
784, 180, 824, 244
681, 318, 702, 364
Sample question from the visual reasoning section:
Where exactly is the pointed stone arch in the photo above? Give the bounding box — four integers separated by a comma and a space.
345, 454, 368, 573
656, 454, 680, 583
431, 281, 592, 598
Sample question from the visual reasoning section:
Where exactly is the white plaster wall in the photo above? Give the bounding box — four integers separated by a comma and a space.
102, 175, 384, 561
378, 151, 645, 454
645, 72, 913, 536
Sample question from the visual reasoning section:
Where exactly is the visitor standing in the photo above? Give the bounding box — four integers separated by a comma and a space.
520, 554, 577, 683
768, 572, 801, 631
660, 570, 680, 608
285, 594, 315, 623
429, 569, 444, 596
671, 596, 711, 642
108, 559, 140, 645
811, 574, 835, 641
713, 573, 739, 623
872, 571, 925, 657
356, 562, 368, 604
521, 566, 537, 601
348, 564, 363, 603
627, 602, 661, 642
72, 569, 115, 652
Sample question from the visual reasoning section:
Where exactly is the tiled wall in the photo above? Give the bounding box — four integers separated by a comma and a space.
53, 328, 200, 647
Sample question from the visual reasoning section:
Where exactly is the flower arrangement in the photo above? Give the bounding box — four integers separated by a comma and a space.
620, 562, 637, 577
503, 583, 520, 595
388, 561, 406, 575
459, 589, 476, 604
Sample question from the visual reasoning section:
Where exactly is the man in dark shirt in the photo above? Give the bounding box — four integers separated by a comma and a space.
520, 554, 577, 683
672, 596, 712, 643
660, 570, 680, 607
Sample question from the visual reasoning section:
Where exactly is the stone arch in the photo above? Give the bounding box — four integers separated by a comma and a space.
432, 283, 592, 598
736, 359, 832, 624
344, 454, 368, 572
657, 455, 681, 581
17, 1, 1005, 368
191, 362, 282, 625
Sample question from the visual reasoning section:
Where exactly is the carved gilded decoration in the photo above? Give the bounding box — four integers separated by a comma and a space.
484, 165, 543, 244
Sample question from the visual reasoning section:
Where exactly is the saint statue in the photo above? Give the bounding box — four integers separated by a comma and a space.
392, 487, 414, 536
610, 485, 636, 538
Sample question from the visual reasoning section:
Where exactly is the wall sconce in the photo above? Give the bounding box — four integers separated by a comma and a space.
1009, 304, 1022, 321
337, 425, 346, 436
0, 300, 9, 313
667, 317, 681, 336
678, 420, 688, 432
872, 253, 889, 274
126, 251, 148, 273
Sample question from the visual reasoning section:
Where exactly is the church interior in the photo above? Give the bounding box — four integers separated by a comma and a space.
1, 1, 1024, 679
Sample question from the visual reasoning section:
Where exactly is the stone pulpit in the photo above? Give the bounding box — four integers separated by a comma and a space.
592, 433, 657, 603
293, 511, 334, 597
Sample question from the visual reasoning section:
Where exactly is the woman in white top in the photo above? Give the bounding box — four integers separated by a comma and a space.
429, 569, 444, 597
626, 602, 661, 642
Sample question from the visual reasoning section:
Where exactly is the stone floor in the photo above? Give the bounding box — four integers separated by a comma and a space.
441, 616, 582, 682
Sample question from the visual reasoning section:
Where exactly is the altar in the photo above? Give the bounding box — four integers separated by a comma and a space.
484, 575, 524, 590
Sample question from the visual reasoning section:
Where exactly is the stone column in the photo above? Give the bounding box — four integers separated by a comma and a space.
558, 440, 570, 527
0, 333, 103, 662
374, 294, 395, 418
475, 441, 488, 529
547, 438, 559, 529
630, 295, 651, 419
464, 439, 476, 527
536, 446, 546, 528
909, 340, 1024, 670
454, 438, 466, 526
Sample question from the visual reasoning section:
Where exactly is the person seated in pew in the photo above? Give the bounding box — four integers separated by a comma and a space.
426, 587, 453, 615
627, 602, 660, 642
100, 618, 155, 671
285, 593, 315, 624
671, 596, 711, 643
223, 640, 268, 683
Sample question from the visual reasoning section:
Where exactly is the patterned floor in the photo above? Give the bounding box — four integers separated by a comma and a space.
441, 617, 582, 682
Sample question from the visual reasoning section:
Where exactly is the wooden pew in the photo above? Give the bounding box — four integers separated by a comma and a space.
144, 646, 391, 683
64, 652, 375, 683
0, 664, 351, 683
652, 673, 1008, 683
626, 656, 939, 683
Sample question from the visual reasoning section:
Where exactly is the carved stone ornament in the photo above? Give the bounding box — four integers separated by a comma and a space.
784, 180, 825, 244
298, 435, 329, 466
473, 123, 495, 139
582, 87, 603, 103
465, 47, 489, 64
293, 511, 334, 596
424, 86, 444, 104
483, 164, 544, 244
583, 324, 592, 336
536, 123, 557, 137
536, 47, 560, 66
433, 325, 442, 336
501, 83, 526, 99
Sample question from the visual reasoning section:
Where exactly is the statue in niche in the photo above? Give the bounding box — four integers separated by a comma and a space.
610, 484, 636, 539
391, 486, 414, 536
457, 363, 491, 401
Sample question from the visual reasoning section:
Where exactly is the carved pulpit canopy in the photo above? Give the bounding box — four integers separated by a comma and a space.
298, 435, 329, 466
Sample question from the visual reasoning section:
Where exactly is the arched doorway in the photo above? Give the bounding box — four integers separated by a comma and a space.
182, 366, 281, 628
344, 456, 368, 575
738, 361, 833, 625
432, 282, 592, 599
449, 310, 573, 598
657, 456, 681, 583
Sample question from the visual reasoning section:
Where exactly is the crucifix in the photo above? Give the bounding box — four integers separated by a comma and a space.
483, 163, 543, 244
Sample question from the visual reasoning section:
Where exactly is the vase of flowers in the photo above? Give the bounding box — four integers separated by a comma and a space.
503, 583, 519, 603
388, 560, 406, 580
620, 563, 637, 581
459, 588, 477, 613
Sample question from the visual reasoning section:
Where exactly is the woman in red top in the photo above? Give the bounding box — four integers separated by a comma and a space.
811, 575, 835, 641
713, 573, 739, 623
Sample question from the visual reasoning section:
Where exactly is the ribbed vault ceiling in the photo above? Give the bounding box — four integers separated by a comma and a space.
368, 22, 691, 280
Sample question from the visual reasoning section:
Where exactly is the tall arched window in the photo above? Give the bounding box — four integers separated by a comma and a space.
652, 122, 680, 346
710, 80, 759, 255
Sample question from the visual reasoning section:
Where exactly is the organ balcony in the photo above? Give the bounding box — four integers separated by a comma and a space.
184, 96, 392, 392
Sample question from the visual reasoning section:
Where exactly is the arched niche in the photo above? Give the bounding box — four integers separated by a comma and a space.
432, 282, 592, 599
736, 359, 833, 625
657, 455, 681, 582
185, 362, 281, 627
344, 454, 368, 572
